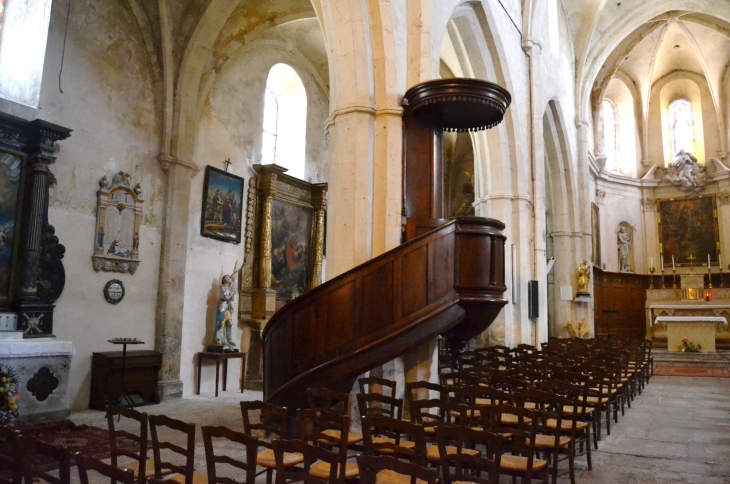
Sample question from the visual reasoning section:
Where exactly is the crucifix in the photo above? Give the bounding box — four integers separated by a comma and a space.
223, 158, 232, 172
688, 254, 696, 274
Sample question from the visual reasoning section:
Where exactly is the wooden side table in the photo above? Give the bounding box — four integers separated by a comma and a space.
196, 352, 247, 397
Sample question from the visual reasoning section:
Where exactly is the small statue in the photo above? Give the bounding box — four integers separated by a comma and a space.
617, 226, 633, 273
208, 261, 239, 352
577, 260, 591, 295
134, 183, 143, 197
99, 176, 110, 189
112, 171, 131, 187
97, 227, 105, 248
663, 150, 711, 193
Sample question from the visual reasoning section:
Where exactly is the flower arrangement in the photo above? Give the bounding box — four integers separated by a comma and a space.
0, 364, 19, 425
563, 318, 591, 339
680, 339, 702, 353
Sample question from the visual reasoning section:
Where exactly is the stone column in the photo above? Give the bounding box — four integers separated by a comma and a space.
14, 120, 71, 337
155, 155, 200, 400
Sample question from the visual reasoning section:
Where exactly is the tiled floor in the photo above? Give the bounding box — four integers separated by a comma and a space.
65, 376, 730, 483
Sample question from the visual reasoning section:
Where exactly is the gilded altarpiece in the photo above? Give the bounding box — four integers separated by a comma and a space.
239, 164, 327, 388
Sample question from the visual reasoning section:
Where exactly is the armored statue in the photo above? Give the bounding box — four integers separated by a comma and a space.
207, 261, 240, 352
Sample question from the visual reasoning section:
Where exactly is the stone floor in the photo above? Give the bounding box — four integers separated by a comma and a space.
65, 375, 730, 484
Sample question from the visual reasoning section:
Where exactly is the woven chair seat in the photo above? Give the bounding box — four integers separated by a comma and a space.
320, 429, 364, 445
526, 434, 571, 448
546, 419, 589, 431
425, 444, 480, 461
256, 448, 304, 468
310, 460, 360, 479
375, 469, 429, 484
499, 454, 548, 472
166, 471, 208, 484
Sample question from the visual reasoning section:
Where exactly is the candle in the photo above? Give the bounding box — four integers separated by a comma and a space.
672, 255, 675, 270
661, 257, 664, 271
720, 254, 723, 269
651, 257, 654, 270
708, 253, 711, 267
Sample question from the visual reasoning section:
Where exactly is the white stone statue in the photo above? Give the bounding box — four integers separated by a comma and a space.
210, 261, 239, 351
663, 150, 711, 193
617, 226, 633, 273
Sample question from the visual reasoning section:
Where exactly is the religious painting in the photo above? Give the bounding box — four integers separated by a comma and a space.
0, 152, 22, 304
92, 172, 144, 274
270, 200, 314, 298
591, 203, 601, 266
658, 196, 719, 267
200, 166, 244, 244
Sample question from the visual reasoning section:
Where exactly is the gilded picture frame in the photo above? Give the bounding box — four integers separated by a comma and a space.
0, 149, 25, 307
657, 195, 719, 267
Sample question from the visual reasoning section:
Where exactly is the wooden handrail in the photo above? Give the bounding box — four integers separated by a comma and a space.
263, 217, 507, 408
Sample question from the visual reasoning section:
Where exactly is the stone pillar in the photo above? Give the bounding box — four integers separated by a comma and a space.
14, 120, 71, 337
155, 155, 200, 400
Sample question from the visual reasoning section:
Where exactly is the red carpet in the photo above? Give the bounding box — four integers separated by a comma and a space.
12, 421, 144, 472
654, 365, 730, 377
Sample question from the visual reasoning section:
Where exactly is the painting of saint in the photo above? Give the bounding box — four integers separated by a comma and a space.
200, 166, 244, 244
0, 153, 22, 301
658, 197, 718, 266
270, 200, 314, 298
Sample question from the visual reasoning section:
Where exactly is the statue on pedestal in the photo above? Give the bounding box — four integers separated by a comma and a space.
207, 262, 239, 353
617, 225, 633, 273
577, 260, 591, 296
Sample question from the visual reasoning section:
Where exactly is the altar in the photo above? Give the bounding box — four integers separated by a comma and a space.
646, 274, 730, 349
653, 316, 727, 352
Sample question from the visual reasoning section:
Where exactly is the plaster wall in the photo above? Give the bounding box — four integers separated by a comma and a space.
25, 0, 164, 410
181, 42, 329, 396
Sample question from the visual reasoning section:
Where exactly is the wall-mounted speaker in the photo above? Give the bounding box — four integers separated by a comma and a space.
528, 280, 539, 319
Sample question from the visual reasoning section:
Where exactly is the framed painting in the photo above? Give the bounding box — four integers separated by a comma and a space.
270, 200, 315, 298
657, 196, 719, 267
200, 166, 245, 244
591, 202, 601, 266
0, 150, 24, 306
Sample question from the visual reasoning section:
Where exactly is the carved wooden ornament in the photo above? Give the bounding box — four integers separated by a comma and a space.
92, 172, 144, 274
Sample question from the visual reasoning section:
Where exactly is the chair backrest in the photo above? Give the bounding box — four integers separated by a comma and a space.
360, 416, 428, 466
297, 409, 351, 484
409, 399, 466, 437
435, 425, 501, 484
148, 414, 196, 483
405, 382, 448, 404
356, 454, 437, 484
76, 453, 135, 484
106, 405, 148, 484
493, 405, 541, 475
25, 436, 71, 484
307, 388, 350, 416
0, 426, 25, 484
356, 392, 404, 420
358, 377, 396, 398
240, 400, 289, 441
272, 439, 336, 484
201, 426, 258, 484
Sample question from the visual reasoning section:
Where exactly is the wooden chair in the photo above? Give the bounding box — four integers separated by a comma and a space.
494, 405, 549, 484
358, 377, 396, 398
24, 436, 72, 484
360, 416, 428, 465
408, 399, 466, 440
297, 409, 359, 484
0, 426, 25, 484
201, 425, 258, 484
76, 453, 135, 484
272, 439, 337, 484
357, 392, 404, 420
435, 425, 501, 484
106, 405, 150, 484
240, 400, 302, 484
541, 379, 592, 473
356, 455, 437, 484
518, 389, 573, 484
148, 414, 205, 484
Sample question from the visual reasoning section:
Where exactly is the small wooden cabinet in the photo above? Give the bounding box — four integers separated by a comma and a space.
89, 350, 162, 410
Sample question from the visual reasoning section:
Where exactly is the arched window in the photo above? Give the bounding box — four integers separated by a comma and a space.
602, 100, 618, 171
261, 64, 307, 180
548, 0, 559, 57
668, 99, 695, 159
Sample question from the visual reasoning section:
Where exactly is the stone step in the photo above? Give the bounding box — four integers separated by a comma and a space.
651, 349, 730, 368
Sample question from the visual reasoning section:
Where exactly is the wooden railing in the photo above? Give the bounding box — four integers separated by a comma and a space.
263, 217, 507, 408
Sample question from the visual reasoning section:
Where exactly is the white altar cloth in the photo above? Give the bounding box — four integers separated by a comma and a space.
653, 316, 728, 326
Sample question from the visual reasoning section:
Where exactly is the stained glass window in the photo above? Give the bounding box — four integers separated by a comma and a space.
0, 0, 5, 34
668, 99, 695, 160
602, 100, 618, 171
261, 63, 307, 180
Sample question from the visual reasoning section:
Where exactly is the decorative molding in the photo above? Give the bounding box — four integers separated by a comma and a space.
26, 367, 59, 402
240, 178, 258, 289
595, 188, 607, 203
641, 198, 657, 212
718, 191, 730, 206
476, 193, 532, 206
158, 154, 201, 178
662, 151, 712, 194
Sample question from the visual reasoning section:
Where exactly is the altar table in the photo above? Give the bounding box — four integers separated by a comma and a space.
654, 316, 728, 353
